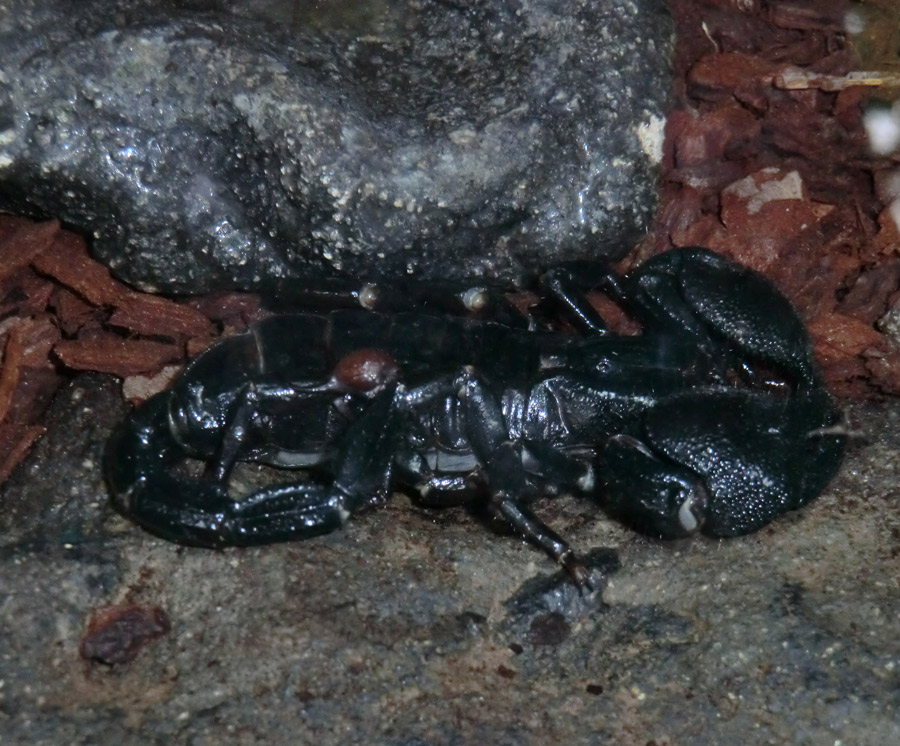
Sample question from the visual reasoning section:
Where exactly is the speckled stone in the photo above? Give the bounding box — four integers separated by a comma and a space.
0, 0, 673, 293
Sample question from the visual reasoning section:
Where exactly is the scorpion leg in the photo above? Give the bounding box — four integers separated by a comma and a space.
489, 443, 594, 588
459, 369, 593, 586
201, 380, 335, 483
203, 382, 266, 484
207, 382, 404, 545
538, 261, 617, 334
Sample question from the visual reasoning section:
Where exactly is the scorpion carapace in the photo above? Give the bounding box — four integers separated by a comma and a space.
104, 248, 846, 586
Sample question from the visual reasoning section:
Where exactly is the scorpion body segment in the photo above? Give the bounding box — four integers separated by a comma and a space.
105, 248, 846, 583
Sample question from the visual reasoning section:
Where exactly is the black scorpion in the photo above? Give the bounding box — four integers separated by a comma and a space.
104, 248, 847, 585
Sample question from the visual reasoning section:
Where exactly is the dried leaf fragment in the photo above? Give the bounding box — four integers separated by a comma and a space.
80, 604, 171, 665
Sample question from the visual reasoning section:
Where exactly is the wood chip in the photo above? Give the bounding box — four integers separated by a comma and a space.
54, 334, 184, 376
51, 286, 101, 336
109, 292, 213, 339
688, 52, 782, 107
775, 67, 900, 91
2, 367, 61, 425
31, 231, 127, 306
767, 0, 853, 32
122, 364, 184, 404
0, 217, 60, 285
187, 291, 261, 325
0, 325, 26, 424
17, 315, 61, 369
0, 424, 46, 485
808, 313, 886, 365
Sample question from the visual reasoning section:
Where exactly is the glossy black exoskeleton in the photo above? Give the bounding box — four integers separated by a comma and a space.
104, 248, 846, 585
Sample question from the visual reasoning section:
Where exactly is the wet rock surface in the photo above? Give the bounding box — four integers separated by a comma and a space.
0, 0, 673, 293
1, 374, 898, 744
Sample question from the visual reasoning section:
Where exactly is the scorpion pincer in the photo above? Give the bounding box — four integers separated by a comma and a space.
104, 248, 847, 586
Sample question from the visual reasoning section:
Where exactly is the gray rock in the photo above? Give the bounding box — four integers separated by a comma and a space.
0, 0, 673, 293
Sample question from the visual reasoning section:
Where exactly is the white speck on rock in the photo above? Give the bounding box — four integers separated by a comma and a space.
635, 113, 666, 165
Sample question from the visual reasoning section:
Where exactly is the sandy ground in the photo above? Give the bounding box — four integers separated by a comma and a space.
0, 373, 897, 745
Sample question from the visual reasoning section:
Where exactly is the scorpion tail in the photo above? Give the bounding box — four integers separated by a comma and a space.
105, 389, 396, 548
104, 391, 237, 546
